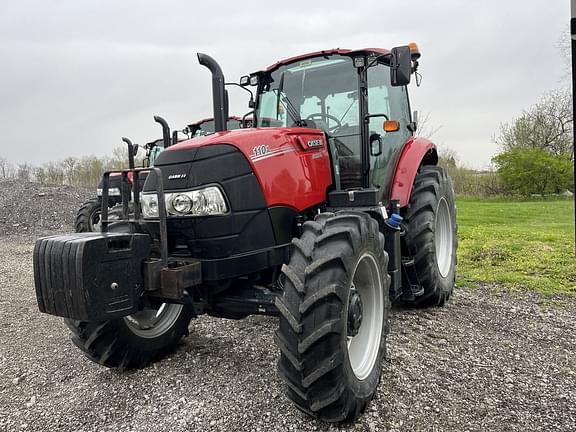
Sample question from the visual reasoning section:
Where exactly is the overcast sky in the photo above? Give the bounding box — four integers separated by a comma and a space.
0, 0, 570, 168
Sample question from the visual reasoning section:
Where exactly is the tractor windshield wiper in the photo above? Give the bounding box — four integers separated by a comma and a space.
280, 94, 303, 125
274, 72, 302, 126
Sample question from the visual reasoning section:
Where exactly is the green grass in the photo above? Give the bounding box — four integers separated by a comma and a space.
456, 197, 576, 295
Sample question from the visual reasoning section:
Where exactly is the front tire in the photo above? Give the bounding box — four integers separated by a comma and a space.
75, 197, 103, 232
275, 211, 390, 422
64, 302, 194, 369
403, 165, 457, 307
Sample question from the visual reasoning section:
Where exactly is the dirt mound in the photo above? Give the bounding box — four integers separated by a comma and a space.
0, 180, 93, 237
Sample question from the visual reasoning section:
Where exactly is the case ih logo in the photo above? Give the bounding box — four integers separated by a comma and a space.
307, 139, 322, 148
168, 173, 187, 180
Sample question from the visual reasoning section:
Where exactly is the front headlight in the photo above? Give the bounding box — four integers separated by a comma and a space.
141, 186, 228, 219
141, 193, 159, 218
97, 187, 121, 197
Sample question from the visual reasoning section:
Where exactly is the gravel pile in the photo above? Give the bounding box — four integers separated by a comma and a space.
0, 238, 574, 432
0, 180, 92, 237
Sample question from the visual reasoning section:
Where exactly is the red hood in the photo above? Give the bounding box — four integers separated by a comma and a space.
166, 127, 324, 157
164, 127, 333, 211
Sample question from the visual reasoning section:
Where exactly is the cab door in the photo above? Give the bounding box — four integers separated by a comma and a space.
366, 63, 412, 199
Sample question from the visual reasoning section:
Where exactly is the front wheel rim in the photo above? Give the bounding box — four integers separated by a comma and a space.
123, 303, 184, 338
347, 253, 384, 380
435, 197, 453, 278
89, 210, 102, 232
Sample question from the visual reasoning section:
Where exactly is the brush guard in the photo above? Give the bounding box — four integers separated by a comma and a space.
33, 167, 201, 321
100, 167, 202, 300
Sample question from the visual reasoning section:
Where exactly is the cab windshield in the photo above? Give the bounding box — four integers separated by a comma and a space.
256, 56, 360, 155
193, 120, 215, 138
192, 118, 243, 138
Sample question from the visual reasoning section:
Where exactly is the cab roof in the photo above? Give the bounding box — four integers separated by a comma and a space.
262, 48, 390, 73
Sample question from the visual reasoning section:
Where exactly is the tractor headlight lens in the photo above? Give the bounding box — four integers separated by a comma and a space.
141, 186, 228, 218
170, 194, 193, 215
97, 187, 121, 197
141, 193, 159, 218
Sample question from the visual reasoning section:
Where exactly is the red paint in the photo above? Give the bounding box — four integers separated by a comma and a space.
263, 48, 390, 72
390, 137, 438, 207
168, 128, 333, 211
109, 171, 134, 183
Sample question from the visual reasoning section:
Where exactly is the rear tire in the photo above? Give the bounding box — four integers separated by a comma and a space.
75, 197, 103, 232
64, 302, 194, 369
275, 211, 390, 422
404, 165, 457, 307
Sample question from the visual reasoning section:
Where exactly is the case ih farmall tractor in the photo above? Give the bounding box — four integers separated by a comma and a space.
33, 44, 457, 422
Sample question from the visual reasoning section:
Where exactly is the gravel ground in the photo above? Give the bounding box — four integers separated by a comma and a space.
1, 181, 575, 431
1, 238, 575, 432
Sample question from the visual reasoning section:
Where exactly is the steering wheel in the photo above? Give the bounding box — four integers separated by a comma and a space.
305, 113, 342, 132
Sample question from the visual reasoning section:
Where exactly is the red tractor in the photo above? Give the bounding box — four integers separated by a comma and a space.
33, 44, 457, 422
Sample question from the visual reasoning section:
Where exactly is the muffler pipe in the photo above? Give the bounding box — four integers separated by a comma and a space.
121, 137, 135, 169
153, 115, 171, 149
197, 53, 227, 132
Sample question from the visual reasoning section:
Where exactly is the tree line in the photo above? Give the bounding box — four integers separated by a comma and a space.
0, 146, 132, 190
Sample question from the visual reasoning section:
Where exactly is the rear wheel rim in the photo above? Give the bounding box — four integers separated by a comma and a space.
435, 197, 453, 278
347, 253, 383, 380
123, 303, 184, 338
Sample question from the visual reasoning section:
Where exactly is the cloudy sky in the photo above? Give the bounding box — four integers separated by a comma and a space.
0, 0, 570, 168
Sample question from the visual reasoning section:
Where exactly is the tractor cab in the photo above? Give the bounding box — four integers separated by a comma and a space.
245, 47, 419, 195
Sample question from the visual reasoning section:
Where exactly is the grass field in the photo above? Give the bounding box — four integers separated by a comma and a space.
456, 198, 576, 295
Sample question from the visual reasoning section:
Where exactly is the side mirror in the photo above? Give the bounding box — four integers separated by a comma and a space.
370, 133, 382, 157
133, 144, 139, 156
390, 46, 412, 87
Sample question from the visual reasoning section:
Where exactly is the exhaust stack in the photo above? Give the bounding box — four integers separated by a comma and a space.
121, 137, 135, 169
153, 116, 171, 149
197, 53, 227, 132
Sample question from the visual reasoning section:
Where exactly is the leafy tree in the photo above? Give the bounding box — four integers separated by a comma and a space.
495, 88, 573, 160
492, 148, 574, 196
